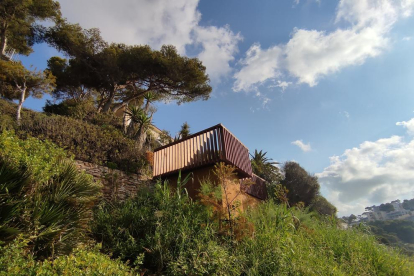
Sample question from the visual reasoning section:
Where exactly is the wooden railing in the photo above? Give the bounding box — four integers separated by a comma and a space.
241, 174, 268, 200
153, 124, 252, 178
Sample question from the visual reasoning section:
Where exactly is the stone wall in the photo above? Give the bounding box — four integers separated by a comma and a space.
75, 160, 154, 201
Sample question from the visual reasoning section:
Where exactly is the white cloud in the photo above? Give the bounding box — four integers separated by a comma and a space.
318, 119, 414, 216
403, 36, 412, 41
234, 0, 414, 91
396, 118, 414, 135
233, 43, 282, 92
56, 0, 240, 82
292, 140, 312, 152
270, 80, 292, 91
194, 25, 242, 82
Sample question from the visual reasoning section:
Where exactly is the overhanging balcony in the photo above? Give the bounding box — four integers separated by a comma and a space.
153, 124, 253, 178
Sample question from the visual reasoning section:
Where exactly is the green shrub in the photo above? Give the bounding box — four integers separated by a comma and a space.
43, 99, 123, 129
0, 132, 101, 258
0, 99, 146, 173
0, 239, 138, 275
92, 177, 242, 275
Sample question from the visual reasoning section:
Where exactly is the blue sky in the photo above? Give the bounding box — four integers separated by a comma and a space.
19, 0, 414, 216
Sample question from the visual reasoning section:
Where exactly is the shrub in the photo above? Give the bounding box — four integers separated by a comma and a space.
91, 176, 242, 275
0, 99, 146, 173
0, 239, 138, 275
0, 132, 101, 258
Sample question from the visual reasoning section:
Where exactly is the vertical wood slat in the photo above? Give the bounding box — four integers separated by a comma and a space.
153, 124, 252, 178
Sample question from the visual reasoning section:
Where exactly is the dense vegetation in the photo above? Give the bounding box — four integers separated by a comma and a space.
91, 179, 414, 275
368, 220, 414, 256
1, 129, 413, 274
1, 1, 414, 274
0, 99, 149, 173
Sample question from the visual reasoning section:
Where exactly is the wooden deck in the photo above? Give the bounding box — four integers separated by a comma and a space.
153, 124, 253, 178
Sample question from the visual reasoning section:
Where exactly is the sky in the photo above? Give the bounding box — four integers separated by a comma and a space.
19, 0, 414, 216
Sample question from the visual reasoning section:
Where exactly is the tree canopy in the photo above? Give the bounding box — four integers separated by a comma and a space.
45, 22, 212, 113
0, 60, 55, 121
280, 161, 320, 207
0, 0, 61, 57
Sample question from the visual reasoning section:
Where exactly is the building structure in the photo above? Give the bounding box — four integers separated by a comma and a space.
152, 124, 267, 211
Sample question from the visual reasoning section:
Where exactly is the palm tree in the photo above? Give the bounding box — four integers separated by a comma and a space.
250, 149, 280, 183
0, 160, 100, 258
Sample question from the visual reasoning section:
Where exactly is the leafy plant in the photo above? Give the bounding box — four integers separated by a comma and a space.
0, 132, 101, 258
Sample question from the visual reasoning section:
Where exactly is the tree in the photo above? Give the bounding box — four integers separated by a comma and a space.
280, 161, 320, 207
179, 122, 191, 139
310, 195, 337, 216
45, 23, 212, 113
0, 60, 55, 122
348, 214, 357, 224
403, 199, 414, 210
0, 0, 61, 58
250, 149, 281, 183
379, 203, 395, 213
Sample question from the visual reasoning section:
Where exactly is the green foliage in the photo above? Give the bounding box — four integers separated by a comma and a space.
45, 22, 212, 113
250, 149, 281, 184
0, 0, 61, 56
368, 220, 414, 255
43, 98, 97, 120
0, 239, 138, 275
0, 99, 146, 173
0, 132, 101, 258
0, 60, 56, 121
403, 198, 414, 210
281, 161, 321, 207
310, 195, 337, 216
178, 122, 190, 139
379, 203, 395, 212
91, 179, 242, 275
92, 185, 414, 275
236, 201, 414, 275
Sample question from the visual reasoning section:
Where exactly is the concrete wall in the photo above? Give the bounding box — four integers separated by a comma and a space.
75, 160, 153, 201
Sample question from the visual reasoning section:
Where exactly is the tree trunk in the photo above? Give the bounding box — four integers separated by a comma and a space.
16, 86, 27, 124
0, 25, 7, 57
101, 88, 116, 113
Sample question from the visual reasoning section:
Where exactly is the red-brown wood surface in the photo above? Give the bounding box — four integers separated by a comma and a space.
153, 124, 253, 178
240, 174, 268, 200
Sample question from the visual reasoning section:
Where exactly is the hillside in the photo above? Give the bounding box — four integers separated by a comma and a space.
1, 109, 413, 275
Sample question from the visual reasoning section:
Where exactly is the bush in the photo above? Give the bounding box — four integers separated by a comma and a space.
0, 132, 101, 258
0, 239, 138, 275
91, 177, 242, 275
0, 99, 147, 173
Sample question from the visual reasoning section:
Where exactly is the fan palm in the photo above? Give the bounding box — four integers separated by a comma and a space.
0, 159, 100, 258
250, 149, 280, 183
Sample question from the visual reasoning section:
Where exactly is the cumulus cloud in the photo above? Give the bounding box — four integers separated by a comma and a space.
234, 0, 414, 91
292, 140, 312, 152
194, 25, 242, 82
56, 0, 241, 82
233, 44, 282, 92
318, 119, 414, 216
396, 118, 414, 135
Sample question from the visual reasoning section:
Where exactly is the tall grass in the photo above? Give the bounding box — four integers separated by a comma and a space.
92, 178, 414, 275
238, 201, 414, 275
